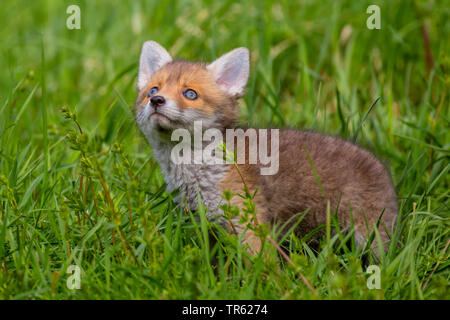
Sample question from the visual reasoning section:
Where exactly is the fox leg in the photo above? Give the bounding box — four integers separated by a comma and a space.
219, 203, 272, 257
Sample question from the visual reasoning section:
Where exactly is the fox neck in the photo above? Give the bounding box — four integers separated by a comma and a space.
144, 127, 229, 219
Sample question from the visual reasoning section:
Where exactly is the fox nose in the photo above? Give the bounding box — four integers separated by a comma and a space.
150, 95, 165, 108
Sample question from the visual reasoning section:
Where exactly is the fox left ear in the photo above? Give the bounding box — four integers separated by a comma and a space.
138, 41, 172, 91
207, 47, 249, 97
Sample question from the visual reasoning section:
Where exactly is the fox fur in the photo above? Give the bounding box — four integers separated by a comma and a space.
135, 41, 398, 254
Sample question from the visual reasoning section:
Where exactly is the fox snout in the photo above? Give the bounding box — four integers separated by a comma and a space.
150, 95, 166, 108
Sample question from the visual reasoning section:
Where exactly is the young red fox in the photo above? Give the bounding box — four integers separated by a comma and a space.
135, 41, 398, 255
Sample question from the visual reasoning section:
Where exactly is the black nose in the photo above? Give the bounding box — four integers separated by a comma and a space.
150, 95, 165, 107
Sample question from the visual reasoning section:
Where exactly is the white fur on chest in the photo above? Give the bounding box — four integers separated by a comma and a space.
145, 131, 228, 219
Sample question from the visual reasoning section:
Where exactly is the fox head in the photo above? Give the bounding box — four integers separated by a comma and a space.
135, 41, 249, 136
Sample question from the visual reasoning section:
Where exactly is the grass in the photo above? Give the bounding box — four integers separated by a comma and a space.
0, 0, 449, 299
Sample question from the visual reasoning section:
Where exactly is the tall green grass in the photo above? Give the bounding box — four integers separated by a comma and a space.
0, 0, 448, 299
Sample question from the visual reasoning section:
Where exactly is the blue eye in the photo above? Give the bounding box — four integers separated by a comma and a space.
183, 89, 198, 100
147, 87, 158, 97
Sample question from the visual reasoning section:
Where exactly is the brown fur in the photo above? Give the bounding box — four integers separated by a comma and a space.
220, 130, 398, 253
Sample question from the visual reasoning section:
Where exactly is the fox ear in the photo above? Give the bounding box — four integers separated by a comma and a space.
207, 47, 249, 97
138, 41, 172, 91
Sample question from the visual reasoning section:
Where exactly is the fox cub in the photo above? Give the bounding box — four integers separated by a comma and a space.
135, 41, 398, 254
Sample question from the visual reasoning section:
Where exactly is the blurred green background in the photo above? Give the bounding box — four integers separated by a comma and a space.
0, 0, 448, 299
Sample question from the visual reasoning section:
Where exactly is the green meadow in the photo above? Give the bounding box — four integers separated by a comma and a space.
0, 0, 448, 299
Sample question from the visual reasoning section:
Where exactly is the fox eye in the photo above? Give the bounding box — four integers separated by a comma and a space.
147, 87, 158, 97
183, 89, 198, 100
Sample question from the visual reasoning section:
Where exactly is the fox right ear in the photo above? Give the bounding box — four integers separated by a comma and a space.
138, 41, 172, 91
207, 47, 249, 98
